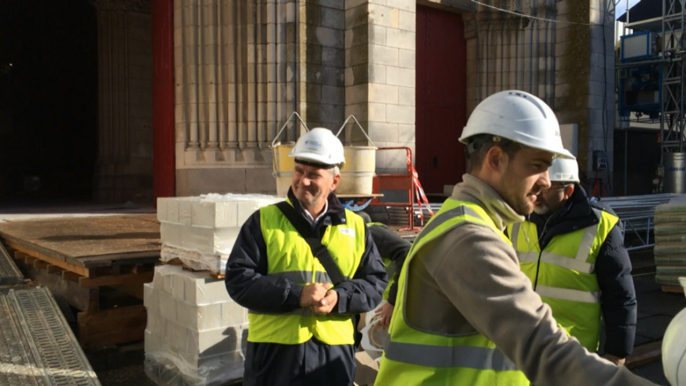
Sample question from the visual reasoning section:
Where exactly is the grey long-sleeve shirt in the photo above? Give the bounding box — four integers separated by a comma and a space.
403, 174, 654, 386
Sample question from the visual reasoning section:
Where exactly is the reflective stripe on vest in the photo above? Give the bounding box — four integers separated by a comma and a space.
376, 199, 528, 386
247, 203, 366, 345
535, 285, 601, 303
385, 341, 519, 370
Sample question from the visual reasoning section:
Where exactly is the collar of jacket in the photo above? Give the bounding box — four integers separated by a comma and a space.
286, 187, 347, 226
450, 174, 525, 231
528, 184, 600, 244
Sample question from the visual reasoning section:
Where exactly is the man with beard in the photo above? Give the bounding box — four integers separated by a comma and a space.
226, 128, 387, 386
375, 91, 654, 385
508, 158, 636, 366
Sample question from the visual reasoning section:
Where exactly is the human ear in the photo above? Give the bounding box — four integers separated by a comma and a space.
564, 184, 574, 199
485, 146, 506, 173
331, 173, 341, 191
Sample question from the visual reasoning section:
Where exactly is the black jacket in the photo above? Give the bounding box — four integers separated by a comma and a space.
527, 185, 637, 358
367, 224, 411, 305
225, 189, 388, 316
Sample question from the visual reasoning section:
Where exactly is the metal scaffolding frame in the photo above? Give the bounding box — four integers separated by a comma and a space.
624, 0, 686, 159
659, 0, 686, 157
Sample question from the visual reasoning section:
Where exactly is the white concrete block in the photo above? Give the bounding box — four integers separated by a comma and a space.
237, 201, 260, 225
146, 310, 163, 332
159, 290, 178, 324
179, 198, 193, 225
185, 275, 232, 304
172, 272, 186, 301
143, 283, 159, 314
160, 223, 182, 245
180, 225, 240, 254
144, 329, 163, 354
222, 301, 248, 326
156, 198, 168, 223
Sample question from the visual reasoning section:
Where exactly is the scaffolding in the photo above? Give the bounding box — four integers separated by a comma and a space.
622, 0, 686, 158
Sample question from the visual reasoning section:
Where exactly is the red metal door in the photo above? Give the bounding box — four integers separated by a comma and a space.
416, 5, 467, 194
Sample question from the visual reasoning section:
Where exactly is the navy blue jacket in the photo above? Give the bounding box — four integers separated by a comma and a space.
225, 189, 388, 316
528, 185, 637, 358
367, 224, 411, 305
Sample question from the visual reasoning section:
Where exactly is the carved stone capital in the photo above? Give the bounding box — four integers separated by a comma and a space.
89, 0, 151, 13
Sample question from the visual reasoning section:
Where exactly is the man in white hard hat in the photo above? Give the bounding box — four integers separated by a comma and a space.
375, 90, 654, 385
226, 128, 387, 386
508, 158, 637, 365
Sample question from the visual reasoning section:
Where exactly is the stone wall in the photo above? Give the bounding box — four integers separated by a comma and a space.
174, 0, 299, 196
345, 0, 417, 174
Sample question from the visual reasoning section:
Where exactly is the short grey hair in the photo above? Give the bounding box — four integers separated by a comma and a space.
329, 165, 341, 177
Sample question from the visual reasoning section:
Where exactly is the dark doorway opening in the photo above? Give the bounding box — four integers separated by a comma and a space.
0, 0, 98, 202
415, 5, 467, 194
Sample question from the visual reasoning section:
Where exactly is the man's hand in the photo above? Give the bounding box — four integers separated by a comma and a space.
299, 283, 330, 307
311, 289, 338, 315
374, 302, 394, 327
603, 354, 626, 366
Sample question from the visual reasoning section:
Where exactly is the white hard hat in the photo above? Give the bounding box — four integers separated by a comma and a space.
460, 90, 575, 159
663, 277, 686, 386
289, 127, 346, 168
548, 158, 580, 183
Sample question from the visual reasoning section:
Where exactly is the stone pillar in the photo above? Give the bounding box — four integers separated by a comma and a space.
344, 0, 416, 174
92, 0, 154, 203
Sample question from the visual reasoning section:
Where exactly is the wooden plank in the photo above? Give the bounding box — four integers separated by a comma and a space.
15, 251, 35, 265
32, 260, 48, 269
5, 240, 90, 277
14, 258, 99, 312
77, 305, 147, 349
662, 285, 684, 294
111, 282, 146, 300
0, 215, 161, 269
62, 271, 83, 282
46, 265, 63, 274
625, 340, 662, 369
79, 271, 154, 288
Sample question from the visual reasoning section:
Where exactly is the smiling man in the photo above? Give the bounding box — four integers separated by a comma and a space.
225, 128, 387, 386
375, 91, 654, 385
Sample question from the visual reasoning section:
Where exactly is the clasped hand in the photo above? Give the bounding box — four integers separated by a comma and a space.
299, 282, 338, 315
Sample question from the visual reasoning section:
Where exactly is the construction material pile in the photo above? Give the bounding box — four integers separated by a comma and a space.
654, 197, 686, 287
157, 194, 281, 275
144, 265, 247, 385
148, 194, 282, 385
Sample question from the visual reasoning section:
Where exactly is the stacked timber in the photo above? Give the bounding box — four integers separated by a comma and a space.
157, 194, 281, 275
148, 194, 281, 385
654, 200, 686, 290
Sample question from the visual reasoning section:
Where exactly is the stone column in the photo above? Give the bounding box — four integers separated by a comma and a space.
344, 0, 416, 174
92, 0, 154, 203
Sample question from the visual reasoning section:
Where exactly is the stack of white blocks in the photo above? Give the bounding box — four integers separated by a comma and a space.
157, 194, 282, 273
144, 265, 248, 385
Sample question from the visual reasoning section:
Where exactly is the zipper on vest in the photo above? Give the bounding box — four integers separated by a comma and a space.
533, 216, 553, 290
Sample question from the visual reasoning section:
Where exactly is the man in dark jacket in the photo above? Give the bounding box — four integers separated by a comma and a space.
508, 158, 637, 365
358, 212, 411, 327
225, 128, 387, 386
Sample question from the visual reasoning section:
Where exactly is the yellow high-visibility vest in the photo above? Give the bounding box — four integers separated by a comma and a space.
507, 208, 618, 351
247, 201, 366, 345
376, 199, 530, 386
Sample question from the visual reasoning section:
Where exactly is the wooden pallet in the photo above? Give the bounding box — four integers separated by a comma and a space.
662, 285, 684, 294
163, 257, 225, 279
0, 214, 162, 349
